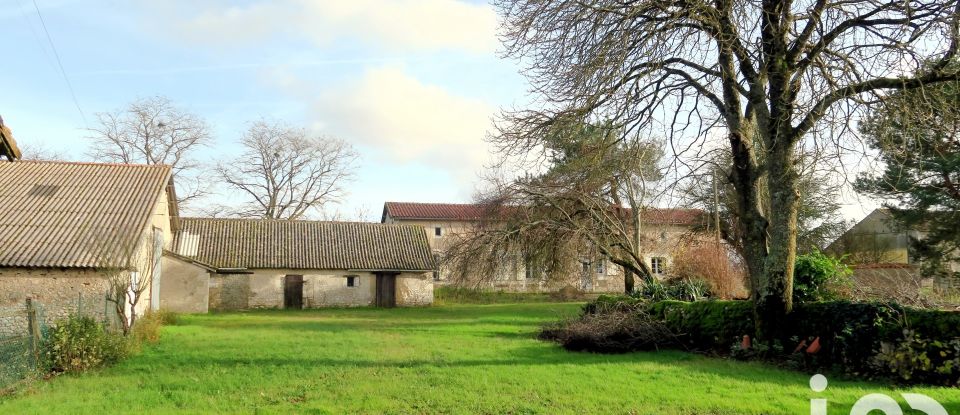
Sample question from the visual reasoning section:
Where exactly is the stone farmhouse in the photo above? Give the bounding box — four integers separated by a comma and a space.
0, 159, 435, 335
381, 201, 707, 293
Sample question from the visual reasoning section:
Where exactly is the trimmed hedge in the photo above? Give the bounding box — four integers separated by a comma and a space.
576, 297, 960, 383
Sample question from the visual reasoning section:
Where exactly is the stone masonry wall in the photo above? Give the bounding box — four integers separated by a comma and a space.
209, 274, 251, 311
397, 272, 433, 306
0, 268, 111, 336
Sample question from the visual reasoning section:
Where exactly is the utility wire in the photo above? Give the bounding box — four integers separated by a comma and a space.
31, 0, 87, 127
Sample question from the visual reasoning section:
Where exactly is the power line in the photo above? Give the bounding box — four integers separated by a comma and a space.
31, 0, 87, 127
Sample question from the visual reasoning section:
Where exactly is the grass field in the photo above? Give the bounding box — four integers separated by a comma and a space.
1, 303, 957, 414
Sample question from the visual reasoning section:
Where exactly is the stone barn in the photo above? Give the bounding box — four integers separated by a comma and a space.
0, 160, 177, 335
169, 218, 436, 310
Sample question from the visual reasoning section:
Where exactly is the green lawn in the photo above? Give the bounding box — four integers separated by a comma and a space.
1, 303, 957, 414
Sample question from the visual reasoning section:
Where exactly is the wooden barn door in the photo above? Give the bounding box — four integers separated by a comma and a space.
375, 273, 397, 308
284, 275, 304, 309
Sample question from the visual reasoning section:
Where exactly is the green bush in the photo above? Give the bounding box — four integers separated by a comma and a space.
872, 331, 960, 386
570, 297, 960, 384
132, 311, 165, 345
793, 250, 853, 303
42, 315, 130, 374
647, 300, 754, 351
154, 309, 180, 326
635, 278, 712, 302
582, 294, 646, 315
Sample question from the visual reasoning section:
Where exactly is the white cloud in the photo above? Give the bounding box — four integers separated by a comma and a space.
154, 0, 498, 54
309, 66, 496, 182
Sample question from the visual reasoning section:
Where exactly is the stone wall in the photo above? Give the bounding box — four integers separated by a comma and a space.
396, 273, 433, 306
159, 256, 209, 313
0, 268, 112, 336
205, 269, 434, 310
209, 274, 250, 311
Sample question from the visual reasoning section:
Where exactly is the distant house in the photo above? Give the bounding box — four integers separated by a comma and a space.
827, 208, 959, 290
381, 201, 706, 293
0, 161, 177, 335
169, 218, 436, 310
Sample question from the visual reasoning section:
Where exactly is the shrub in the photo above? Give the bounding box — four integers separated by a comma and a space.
647, 300, 755, 351
872, 331, 960, 386
634, 278, 712, 302
637, 279, 672, 301
42, 315, 130, 374
540, 310, 678, 353
582, 295, 646, 315
793, 250, 853, 303
574, 297, 960, 384
672, 242, 749, 299
154, 309, 180, 326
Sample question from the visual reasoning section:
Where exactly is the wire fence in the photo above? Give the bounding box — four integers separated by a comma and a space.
0, 294, 119, 390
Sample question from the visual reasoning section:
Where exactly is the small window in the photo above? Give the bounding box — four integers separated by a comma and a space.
346, 276, 358, 287
434, 227, 442, 237
582, 262, 590, 273
651, 257, 666, 275
595, 260, 605, 275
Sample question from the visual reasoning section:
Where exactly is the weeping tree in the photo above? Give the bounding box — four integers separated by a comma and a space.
493, 0, 960, 340
447, 122, 664, 293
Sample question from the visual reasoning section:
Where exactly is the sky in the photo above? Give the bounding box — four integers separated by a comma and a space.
0, 0, 878, 222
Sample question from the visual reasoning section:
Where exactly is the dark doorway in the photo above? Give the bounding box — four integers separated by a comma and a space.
375, 273, 397, 308
284, 275, 304, 309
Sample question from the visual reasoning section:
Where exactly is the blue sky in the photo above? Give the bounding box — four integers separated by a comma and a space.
1, 0, 878, 222
1, 0, 527, 219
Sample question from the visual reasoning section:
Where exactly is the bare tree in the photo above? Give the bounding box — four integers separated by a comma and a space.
494, 0, 960, 340
86, 221, 163, 335
17, 142, 66, 161
87, 96, 211, 207
217, 120, 358, 220
447, 122, 668, 294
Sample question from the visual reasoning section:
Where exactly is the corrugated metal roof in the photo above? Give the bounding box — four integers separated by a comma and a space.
173, 218, 436, 271
0, 161, 172, 268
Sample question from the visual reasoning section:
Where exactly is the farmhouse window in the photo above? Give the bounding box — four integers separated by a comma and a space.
346, 276, 358, 287
434, 227, 442, 237
595, 260, 605, 275
651, 257, 666, 275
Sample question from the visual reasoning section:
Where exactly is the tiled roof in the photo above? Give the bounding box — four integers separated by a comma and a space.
383, 201, 705, 226
635, 208, 706, 226
173, 218, 435, 271
382, 202, 493, 222
0, 161, 171, 268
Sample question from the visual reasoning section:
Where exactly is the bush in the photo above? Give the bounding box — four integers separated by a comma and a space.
154, 309, 180, 326
672, 242, 749, 299
794, 250, 853, 303
647, 300, 755, 351
540, 310, 678, 353
872, 330, 960, 386
582, 294, 646, 315
42, 315, 130, 374
635, 278, 712, 302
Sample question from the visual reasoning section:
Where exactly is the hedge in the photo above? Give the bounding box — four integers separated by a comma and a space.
579, 297, 960, 380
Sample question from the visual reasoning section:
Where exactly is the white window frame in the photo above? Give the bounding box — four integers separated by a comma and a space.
346, 275, 359, 288
651, 257, 666, 275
